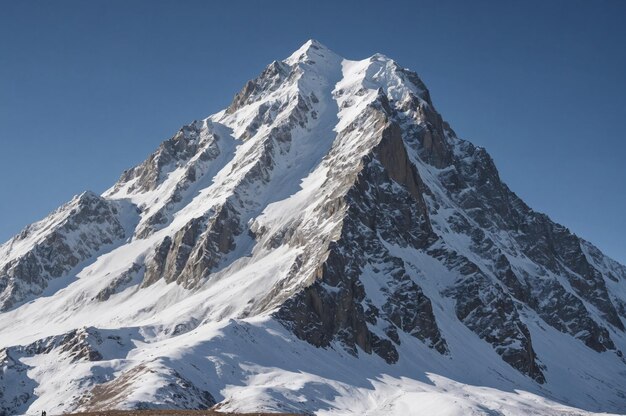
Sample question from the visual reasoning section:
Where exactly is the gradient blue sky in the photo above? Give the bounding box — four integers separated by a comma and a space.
1, 0, 625, 264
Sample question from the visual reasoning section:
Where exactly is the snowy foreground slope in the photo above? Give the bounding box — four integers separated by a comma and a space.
1, 40, 626, 415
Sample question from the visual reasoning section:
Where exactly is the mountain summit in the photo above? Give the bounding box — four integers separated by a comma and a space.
1, 40, 625, 415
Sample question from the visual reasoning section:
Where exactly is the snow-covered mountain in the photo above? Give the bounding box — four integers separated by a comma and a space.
1, 40, 626, 416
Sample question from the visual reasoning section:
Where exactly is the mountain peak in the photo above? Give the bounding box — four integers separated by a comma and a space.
1, 41, 626, 416
284, 39, 341, 65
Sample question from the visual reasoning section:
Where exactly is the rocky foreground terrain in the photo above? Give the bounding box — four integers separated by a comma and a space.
1, 40, 626, 416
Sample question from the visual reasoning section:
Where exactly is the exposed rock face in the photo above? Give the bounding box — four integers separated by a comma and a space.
226, 60, 291, 115
0, 346, 35, 416
79, 364, 215, 412
0, 327, 138, 415
1, 40, 625, 414
142, 202, 242, 288
114, 123, 208, 194
0, 192, 136, 311
107, 120, 225, 239
94, 262, 143, 302
441, 259, 545, 383
430, 137, 623, 359
276, 117, 448, 364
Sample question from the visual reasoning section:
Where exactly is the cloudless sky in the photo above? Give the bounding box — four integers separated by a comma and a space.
1, 0, 625, 264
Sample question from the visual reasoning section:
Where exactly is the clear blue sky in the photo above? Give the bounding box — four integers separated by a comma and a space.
1, 0, 624, 264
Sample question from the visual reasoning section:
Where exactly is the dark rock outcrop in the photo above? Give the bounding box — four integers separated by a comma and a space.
0, 192, 132, 311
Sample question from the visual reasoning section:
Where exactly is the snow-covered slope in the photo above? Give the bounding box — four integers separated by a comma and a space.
1, 40, 626, 416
